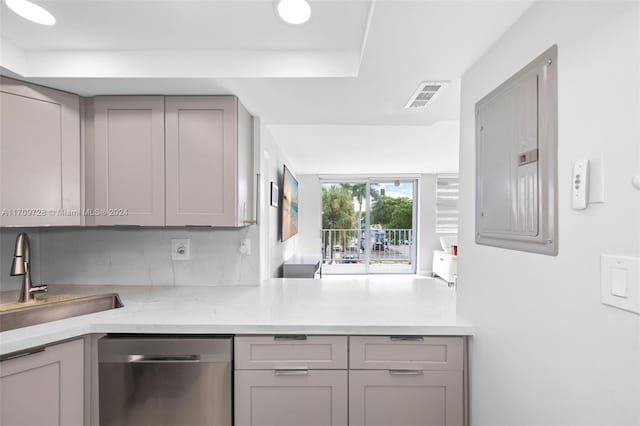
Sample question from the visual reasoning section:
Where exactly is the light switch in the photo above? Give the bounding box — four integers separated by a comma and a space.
601, 255, 640, 314
610, 268, 628, 298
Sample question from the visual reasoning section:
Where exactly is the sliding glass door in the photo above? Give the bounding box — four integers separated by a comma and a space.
321, 180, 368, 274
321, 178, 417, 275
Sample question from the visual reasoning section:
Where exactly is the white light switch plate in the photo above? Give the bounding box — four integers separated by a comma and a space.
601, 255, 640, 314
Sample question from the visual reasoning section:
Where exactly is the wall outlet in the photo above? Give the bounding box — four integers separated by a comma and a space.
240, 238, 251, 255
171, 239, 191, 260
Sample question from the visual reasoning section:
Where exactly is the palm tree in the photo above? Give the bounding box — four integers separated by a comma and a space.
347, 183, 380, 251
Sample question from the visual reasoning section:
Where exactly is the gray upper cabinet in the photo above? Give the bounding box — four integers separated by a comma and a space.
0, 339, 85, 426
476, 45, 558, 255
0, 77, 81, 226
89, 96, 166, 226
165, 96, 253, 226
87, 95, 254, 227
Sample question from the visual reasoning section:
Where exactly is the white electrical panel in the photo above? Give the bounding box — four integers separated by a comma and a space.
476, 45, 558, 255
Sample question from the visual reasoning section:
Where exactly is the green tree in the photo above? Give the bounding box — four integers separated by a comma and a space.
389, 198, 413, 230
371, 196, 412, 230
370, 196, 394, 227
347, 183, 380, 233
348, 183, 380, 221
322, 185, 355, 230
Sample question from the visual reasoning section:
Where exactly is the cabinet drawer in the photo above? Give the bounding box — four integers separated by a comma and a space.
349, 370, 463, 426
235, 335, 348, 370
235, 370, 347, 426
349, 336, 464, 371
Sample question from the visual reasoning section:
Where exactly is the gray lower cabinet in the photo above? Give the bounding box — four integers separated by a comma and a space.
349, 370, 463, 426
0, 339, 85, 426
234, 370, 348, 426
234, 335, 348, 426
234, 335, 466, 426
349, 336, 466, 426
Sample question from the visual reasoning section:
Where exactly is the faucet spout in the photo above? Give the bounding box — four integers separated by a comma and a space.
10, 232, 47, 303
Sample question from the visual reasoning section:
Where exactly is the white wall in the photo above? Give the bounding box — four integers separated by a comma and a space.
457, 2, 640, 426
417, 174, 442, 275
258, 124, 298, 279
0, 226, 259, 288
297, 174, 323, 255
267, 122, 460, 175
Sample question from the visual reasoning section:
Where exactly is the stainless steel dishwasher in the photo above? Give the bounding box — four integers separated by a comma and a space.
98, 335, 232, 426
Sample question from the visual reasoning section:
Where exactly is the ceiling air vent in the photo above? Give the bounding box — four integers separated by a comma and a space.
404, 81, 448, 110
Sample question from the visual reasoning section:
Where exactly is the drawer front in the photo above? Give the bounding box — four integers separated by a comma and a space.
235, 370, 348, 426
235, 335, 348, 370
349, 370, 463, 426
349, 336, 464, 371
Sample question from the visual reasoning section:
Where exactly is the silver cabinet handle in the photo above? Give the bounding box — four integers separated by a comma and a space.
275, 368, 309, 376
389, 369, 424, 376
274, 335, 307, 341
390, 336, 424, 342
127, 355, 200, 363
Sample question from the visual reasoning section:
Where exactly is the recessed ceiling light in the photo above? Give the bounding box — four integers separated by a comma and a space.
276, 0, 311, 25
5, 0, 56, 26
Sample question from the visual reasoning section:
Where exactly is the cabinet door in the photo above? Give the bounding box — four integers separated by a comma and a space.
0, 77, 81, 226
349, 370, 463, 426
0, 339, 84, 426
235, 370, 347, 426
93, 96, 165, 225
165, 96, 238, 226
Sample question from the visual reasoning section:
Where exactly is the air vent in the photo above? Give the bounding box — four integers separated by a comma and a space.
405, 81, 448, 110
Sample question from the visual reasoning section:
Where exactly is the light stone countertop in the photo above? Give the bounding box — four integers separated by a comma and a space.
0, 277, 472, 355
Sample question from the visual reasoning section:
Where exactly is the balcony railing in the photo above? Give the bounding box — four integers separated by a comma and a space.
321, 228, 414, 265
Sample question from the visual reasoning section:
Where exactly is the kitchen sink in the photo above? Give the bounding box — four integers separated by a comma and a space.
0, 293, 123, 332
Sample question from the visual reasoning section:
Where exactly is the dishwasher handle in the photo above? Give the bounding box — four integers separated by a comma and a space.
127, 354, 201, 363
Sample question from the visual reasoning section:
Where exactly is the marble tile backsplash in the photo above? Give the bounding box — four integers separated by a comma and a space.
0, 227, 259, 290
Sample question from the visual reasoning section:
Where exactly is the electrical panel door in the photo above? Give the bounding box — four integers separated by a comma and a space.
476, 45, 557, 255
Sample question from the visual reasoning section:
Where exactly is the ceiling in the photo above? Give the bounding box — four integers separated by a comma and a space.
1, 1, 370, 51
0, 0, 534, 173
1, 0, 533, 126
